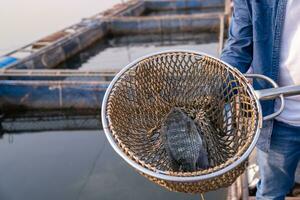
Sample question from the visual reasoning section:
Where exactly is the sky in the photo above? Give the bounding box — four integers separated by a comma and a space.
0, 0, 121, 54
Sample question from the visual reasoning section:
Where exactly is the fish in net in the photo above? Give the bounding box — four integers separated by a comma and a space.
160, 107, 209, 172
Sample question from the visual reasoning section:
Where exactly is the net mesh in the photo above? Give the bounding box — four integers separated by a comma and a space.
1, 110, 101, 133
105, 52, 259, 193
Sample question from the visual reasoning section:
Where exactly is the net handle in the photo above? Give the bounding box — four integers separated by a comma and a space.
244, 74, 284, 121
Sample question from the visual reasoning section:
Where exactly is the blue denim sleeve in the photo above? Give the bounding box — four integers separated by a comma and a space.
220, 0, 253, 73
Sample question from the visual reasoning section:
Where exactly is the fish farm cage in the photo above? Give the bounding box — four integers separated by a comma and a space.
0, 0, 232, 133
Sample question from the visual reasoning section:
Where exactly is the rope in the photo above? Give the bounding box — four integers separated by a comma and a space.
200, 193, 205, 200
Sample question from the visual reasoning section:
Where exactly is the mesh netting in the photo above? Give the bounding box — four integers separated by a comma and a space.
1, 110, 101, 133
0, 80, 109, 110
0, 79, 107, 133
105, 52, 259, 193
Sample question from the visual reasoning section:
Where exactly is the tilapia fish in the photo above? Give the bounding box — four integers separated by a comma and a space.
160, 107, 209, 172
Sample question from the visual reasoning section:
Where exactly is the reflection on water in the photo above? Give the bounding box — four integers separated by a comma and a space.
0, 131, 227, 200
80, 42, 219, 71
58, 33, 219, 71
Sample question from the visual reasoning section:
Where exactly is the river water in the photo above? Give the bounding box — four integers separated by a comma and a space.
0, 1, 227, 199
0, 131, 226, 200
0, 40, 225, 200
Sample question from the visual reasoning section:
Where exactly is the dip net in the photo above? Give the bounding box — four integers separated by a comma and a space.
103, 51, 260, 193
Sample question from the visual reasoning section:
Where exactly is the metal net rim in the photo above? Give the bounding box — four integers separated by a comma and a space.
102, 50, 263, 182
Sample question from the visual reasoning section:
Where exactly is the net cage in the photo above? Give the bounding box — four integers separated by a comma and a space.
0, 79, 108, 133
0, 79, 109, 110
102, 51, 261, 193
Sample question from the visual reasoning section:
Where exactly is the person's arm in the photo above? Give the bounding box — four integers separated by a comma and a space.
220, 0, 253, 73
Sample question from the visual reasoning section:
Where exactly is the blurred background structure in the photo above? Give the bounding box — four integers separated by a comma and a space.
0, 0, 232, 133
0, 1, 247, 200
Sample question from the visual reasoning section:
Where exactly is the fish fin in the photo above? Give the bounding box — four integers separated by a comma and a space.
169, 151, 180, 171
197, 149, 210, 169
171, 160, 180, 171
181, 163, 195, 172
164, 141, 180, 171
192, 162, 197, 171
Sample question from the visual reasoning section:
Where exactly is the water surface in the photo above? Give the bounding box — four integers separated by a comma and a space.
1, 2, 227, 199
58, 33, 220, 71
0, 36, 226, 199
0, 131, 227, 200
